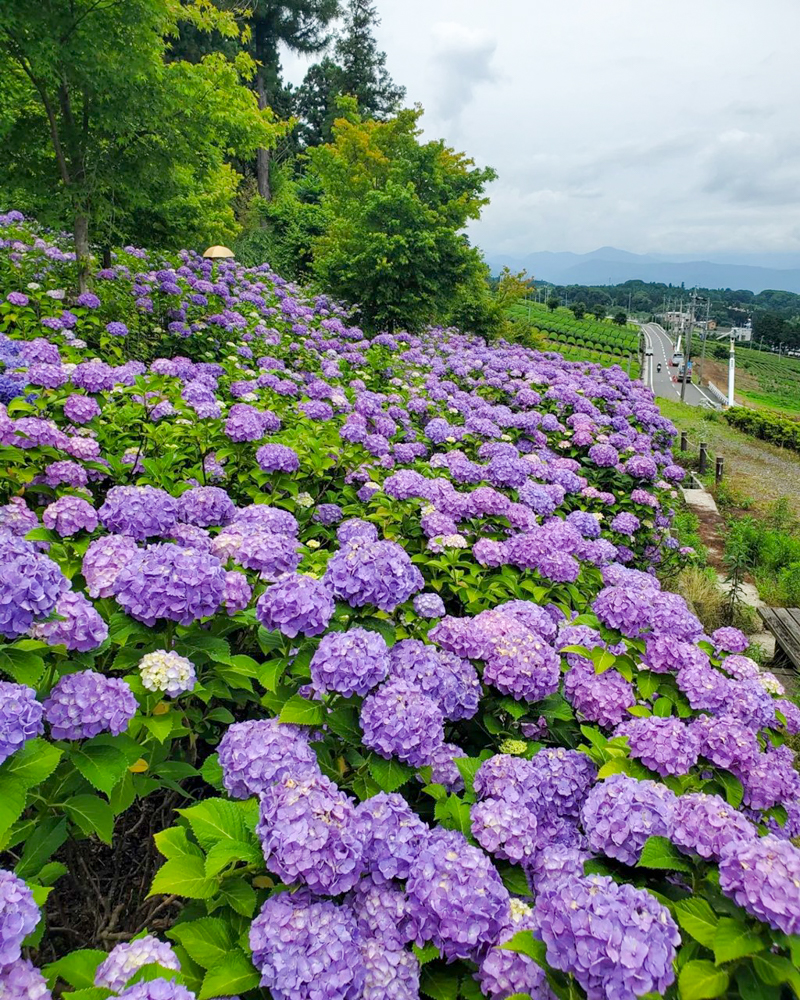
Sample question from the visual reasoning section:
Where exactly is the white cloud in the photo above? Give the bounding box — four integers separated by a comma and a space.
282, 0, 800, 256
429, 22, 498, 120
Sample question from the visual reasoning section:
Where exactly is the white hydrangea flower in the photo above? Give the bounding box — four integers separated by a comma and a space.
758, 671, 785, 696
139, 650, 196, 698
295, 492, 314, 509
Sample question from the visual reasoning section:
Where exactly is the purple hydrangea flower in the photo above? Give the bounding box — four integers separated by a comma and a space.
0, 551, 69, 639
0, 869, 40, 965
495, 599, 558, 642
311, 627, 390, 697
0, 497, 38, 536
528, 747, 597, 818
250, 892, 365, 999
324, 538, 424, 612
360, 937, 419, 1000
691, 713, 760, 772
256, 573, 335, 638
719, 836, 800, 935
32, 590, 108, 651
106, 321, 128, 337
671, 792, 756, 860
740, 747, 800, 812
43, 670, 137, 739
593, 586, 653, 637
313, 503, 344, 526
676, 662, 733, 713
43, 495, 98, 536
63, 394, 101, 424
217, 718, 319, 799
0, 959, 51, 1000
610, 512, 640, 536
407, 828, 509, 962
414, 592, 446, 618
82, 534, 139, 598
113, 543, 225, 626
720, 654, 760, 681
726, 679, 776, 730
116, 981, 194, 1000
98, 486, 178, 540
429, 741, 468, 793
564, 660, 635, 728
232, 530, 301, 580
477, 899, 555, 1000
529, 843, 591, 897
337, 519, 379, 545
224, 403, 272, 442
233, 504, 298, 536
483, 631, 561, 703
0, 682, 43, 764
177, 486, 235, 527
361, 678, 445, 767
257, 772, 364, 894
581, 773, 675, 866
535, 875, 679, 1000
350, 874, 414, 948
43, 459, 89, 489
711, 626, 749, 653
95, 936, 181, 991
389, 639, 480, 721
471, 795, 539, 864
222, 570, 251, 614
616, 717, 700, 777
355, 792, 429, 883
256, 443, 300, 473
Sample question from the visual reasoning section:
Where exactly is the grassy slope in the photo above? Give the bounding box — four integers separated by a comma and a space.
658, 397, 800, 516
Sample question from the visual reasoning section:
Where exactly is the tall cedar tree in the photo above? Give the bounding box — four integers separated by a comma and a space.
296, 0, 405, 146
249, 1, 340, 199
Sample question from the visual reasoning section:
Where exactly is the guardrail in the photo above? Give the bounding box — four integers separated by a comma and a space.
706, 381, 733, 407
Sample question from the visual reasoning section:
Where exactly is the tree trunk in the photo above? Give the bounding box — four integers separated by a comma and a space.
255, 66, 272, 212
74, 215, 90, 294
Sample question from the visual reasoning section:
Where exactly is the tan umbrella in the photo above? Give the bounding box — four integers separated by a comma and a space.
203, 245, 235, 260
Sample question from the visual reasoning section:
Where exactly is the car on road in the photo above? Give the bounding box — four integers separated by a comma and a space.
677, 361, 692, 383
671, 352, 684, 367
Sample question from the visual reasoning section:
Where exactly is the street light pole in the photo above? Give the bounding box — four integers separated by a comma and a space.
728, 336, 736, 406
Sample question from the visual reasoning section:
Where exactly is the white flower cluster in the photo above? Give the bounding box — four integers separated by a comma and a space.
138, 649, 196, 698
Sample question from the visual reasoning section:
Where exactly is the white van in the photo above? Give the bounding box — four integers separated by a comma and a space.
671, 352, 684, 367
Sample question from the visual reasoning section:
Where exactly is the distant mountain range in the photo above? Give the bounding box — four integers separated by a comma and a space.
484, 247, 800, 294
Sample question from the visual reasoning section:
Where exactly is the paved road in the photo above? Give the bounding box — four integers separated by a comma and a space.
640, 323, 721, 409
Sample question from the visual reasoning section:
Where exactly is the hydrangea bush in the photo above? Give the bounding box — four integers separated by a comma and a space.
0, 212, 798, 1000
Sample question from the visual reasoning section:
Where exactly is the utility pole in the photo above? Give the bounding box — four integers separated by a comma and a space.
696, 295, 710, 386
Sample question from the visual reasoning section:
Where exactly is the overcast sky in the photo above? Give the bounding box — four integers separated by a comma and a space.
281, 0, 800, 257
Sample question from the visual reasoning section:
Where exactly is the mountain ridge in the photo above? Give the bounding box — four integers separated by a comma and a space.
485, 247, 800, 294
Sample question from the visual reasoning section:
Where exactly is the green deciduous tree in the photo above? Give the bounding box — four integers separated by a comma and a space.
0, 0, 282, 286
547, 295, 560, 311
613, 310, 628, 326
571, 300, 587, 320
308, 105, 496, 331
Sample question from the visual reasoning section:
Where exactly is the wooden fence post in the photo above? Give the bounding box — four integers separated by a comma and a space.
699, 443, 708, 474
